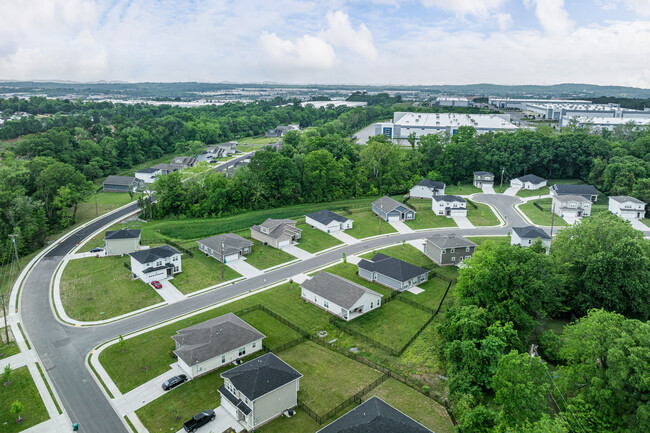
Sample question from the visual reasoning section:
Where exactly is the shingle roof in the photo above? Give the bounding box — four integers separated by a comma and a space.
555, 194, 591, 203
316, 396, 434, 433
551, 184, 598, 196
221, 353, 302, 401
104, 229, 141, 240
432, 195, 466, 204
197, 233, 253, 256
514, 174, 546, 184
474, 171, 494, 176
372, 196, 412, 214
609, 195, 646, 205
415, 179, 445, 190
512, 226, 552, 240
357, 253, 429, 283
151, 163, 175, 172
251, 219, 301, 240
426, 234, 477, 249
129, 245, 181, 264
301, 272, 382, 310
103, 175, 137, 186
259, 218, 296, 229
173, 313, 265, 365
305, 210, 351, 226
136, 168, 159, 174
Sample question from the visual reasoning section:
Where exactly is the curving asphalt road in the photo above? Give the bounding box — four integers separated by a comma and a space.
19, 194, 530, 433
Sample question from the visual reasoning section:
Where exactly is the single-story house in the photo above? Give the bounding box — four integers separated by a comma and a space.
219, 353, 302, 430
305, 210, 353, 233
510, 174, 547, 190
135, 167, 164, 184
301, 271, 382, 321
551, 194, 591, 219
128, 245, 182, 283
103, 229, 141, 256
102, 175, 144, 193
409, 179, 446, 199
170, 156, 196, 170
197, 233, 253, 263
265, 124, 299, 138
550, 184, 598, 202
424, 234, 477, 266
250, 218, 301, 249
432, 195, 467, 217
473, 171, 494, 188
358, 253, 429, 291
173, 313, 265, 378
511, 226, 552, 251
609, 196, 646, 220
316, 396, 434, 433
372, 196, 415, 221
150, 163, 176, 175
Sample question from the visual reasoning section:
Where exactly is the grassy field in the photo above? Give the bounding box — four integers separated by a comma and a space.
346, 211, 397, 239
257, 411, 322, 433
516, 179, 582, 198
465, 236, 510, 246
0, 366, 49, 432
400, 277, 451, 310
60, 256, 163, 321
171, 252, 242, 294
296, 223, 343, 253
243, 238, 297, 270
404, 199, 457, 230
466, 201, 500, 226
236, 135, 280, 152
0, 327, 20, 360
445, 183, 482, 195
239, 309, 302, 350
519, 198, 567, 226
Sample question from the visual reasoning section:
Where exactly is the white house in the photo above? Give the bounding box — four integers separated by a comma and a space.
409, 179, 445, 199
474, 171, 494, 188
301, 272, 383, 321
173, 313, 265, 378
219, 353, 302, 430
550, 184, 598, 202
432, 195, 467, 217
135, 167, 163, 184
511, 226, 552, 251
552, 194, 592, 219
609, 196, 646, 220
304, 210, 353, 233
510, 174, 547, 190
103, 229, 141, 256
128, 245, 182, 283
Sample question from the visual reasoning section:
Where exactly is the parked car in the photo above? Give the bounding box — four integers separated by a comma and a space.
162, 374, 188, 391
90, 247, 104, 253
151, 281, 162, 289
183, 410, 215, 432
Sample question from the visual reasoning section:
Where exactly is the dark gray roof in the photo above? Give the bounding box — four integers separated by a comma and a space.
372, 196, 413, 214
151, 163, 175, 172
357, 253, 429, 283
103, 175, 137, 186
221, 353, 302, 401
170, 156, 196, 166
301, 272, 382, 309
197, 233, 253, 255
173, 313, 265, 365
426, 234, 477, 249
474, 171, 494, 176
609, 195, 646, 205
251, 218, 301, 240
514, 174, 546, 184
551, 184, 598, 196
305, 210, 351, 226
129, 245, 181, 264
432, 195, 466, 204
104, 229, 141, 240
316, 396, 433, 433
512, 226, 551, 240
415, 179, 445, 190
136, 167, 159, 174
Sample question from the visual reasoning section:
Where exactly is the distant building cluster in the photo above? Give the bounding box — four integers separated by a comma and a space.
434, 96, 471, 107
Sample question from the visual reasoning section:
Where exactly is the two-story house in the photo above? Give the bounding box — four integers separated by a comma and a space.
473, 171, 494, 188
197, 233, 253, 263
103, 229, 141, 256
357, 253, 429, 291
128, 245, 182, 283
511, 226, 552, 251
424, 234, 477, 266
250, 218, 302, 249
409, 179, 446, 199
550, 184, 598, 202
102, 175, 145, 193
552, 194, 592, 219
432, 195, 467, 217
609, 196, 646, 220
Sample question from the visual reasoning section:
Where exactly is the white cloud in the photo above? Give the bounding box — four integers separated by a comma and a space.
527, 0, 575, 34
596, 0, 650, 16
420, 0, 509, 17
321, 11, 378, 60
495, 13, 513, 31
259, 32, 336, 71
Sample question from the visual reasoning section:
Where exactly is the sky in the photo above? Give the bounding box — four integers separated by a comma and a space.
1, 0, 650, 87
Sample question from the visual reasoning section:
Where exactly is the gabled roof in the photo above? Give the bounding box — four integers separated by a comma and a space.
432, 195, 466, 204
260, 218, 296, 230
129, 245, 181, 264
357, 253, 429, 282
151, 163, 175, 172
104, 229, 141, 240
197, 233, 253, 255
512, 226, 552, 240
609, 195, 646, 205
514, 174, 546, 184
301, 272, 382, 309
372, 196, 413, 214
305, 210, 351, 226
221, 353, 302, 401
316, 396, 434, 433
103, 175, 137, 186
426, 234, 477, 249
414, 179, 445, 190
551, 184, 598, 196
136, 167, 159, 174
251, 218, 301, 240
554, 194, 590, 203
173, 313, 265, 365
474, 171, 494, 176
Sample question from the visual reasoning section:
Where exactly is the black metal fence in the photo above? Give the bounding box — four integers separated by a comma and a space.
534, 201, 545, 211
123, 262, 131, 271
466, 199, 479, 209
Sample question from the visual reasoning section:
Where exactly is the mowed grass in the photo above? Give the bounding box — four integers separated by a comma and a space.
0, 366, 49, 432
60, 256, 163, 321
400, 277, 451, 310
519, 198, 567, 226
173, 252, 242, 294
244, 238, 297, 270
239, 310, 302, 350
75, 192, 134, 226
296, 223, 343, 253
465, 236, 510, 246
404, 199, 457, 230
466, 201, 500, 226
445, 183, 482, 195
0, 327, 20, 360
346, 211, 396, 239
256, 411, 322, 433
278, 341, 384, 415
364, 379, 454, 433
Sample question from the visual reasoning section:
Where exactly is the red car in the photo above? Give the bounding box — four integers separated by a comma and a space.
151, 281, 162, 289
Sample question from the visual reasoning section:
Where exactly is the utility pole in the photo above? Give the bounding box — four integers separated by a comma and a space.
1, 295, 9, 345
8, 234, 20, 271
550, 202, 556, 237
221, 240, 225, 282
94, 189, 99, 217
500, 167, 505, 193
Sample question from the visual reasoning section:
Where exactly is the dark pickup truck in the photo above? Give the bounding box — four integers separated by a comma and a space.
183, 409, 215, 432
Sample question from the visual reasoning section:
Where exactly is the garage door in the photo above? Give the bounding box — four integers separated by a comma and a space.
224, 253, 240, 263
387, 215, 399, 222
278, 240, 291, 248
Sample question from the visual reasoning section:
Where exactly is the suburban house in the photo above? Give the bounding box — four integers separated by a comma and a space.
103, 229, 141, 256
305, 210, 353, 233
358, 253, 429, 291
510, 174, 547, 190
609, 196, 647, 220
170, 156, 196, 170
250, 218, 302, 248
473, 171, 494, 188
409, 179, 446, 199
316, 396, 434, 433
372, 196, 415, 221
432, 195, 467, 217
207, 141, 238, 159
135, 167, 163, 184
150, 163, 176, 175
551, 194, 592, 219
265, 124, 299, 138
424, 234, 477, 266
128, 245, 182, 283
219, 353, 302, 430
550, 184, 599, 202
511, 226, 552, 251
102, 175, 144, 193
173, 313, 265, 378
197, 233, 253, 263
301, 272, 382, 321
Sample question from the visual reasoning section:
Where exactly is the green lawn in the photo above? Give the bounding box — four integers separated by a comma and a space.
0, 327, 20, 360
591, 194, 610, 215
278, 341, 384, 415
346, 211, 396, 239
516, 179, 582, 198
79, 220, 143, 252
466, 201, 500, 226
0, 366, 49, 432
239, 310, 302, 350
257, 411, 322, 433
465, 236, 510, 246
400, 277, 452, 310
404, 199, 457, 230
60, 256, 163, 321
519, 198, 567, 227
244, 238, 297, 270
445, 183, 482, 195
296, 223, 343, 253
172, 252, 242, 294
74, 192, 134, 226
364, 379, 454, 433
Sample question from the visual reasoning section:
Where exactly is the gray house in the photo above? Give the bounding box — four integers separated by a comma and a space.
250, 218, 301, 248
170, 156, 197, 170
372, 196, 415, 221
511, 226, 552, 251
424, 234, 477, 266
103, 229, 141, 256
197, 233, 253, 263
473, 171, 494, 188
102, 175, 144, 193
550, 184, 598, 202
150, 163, 176, 175
358, 253, 429, 291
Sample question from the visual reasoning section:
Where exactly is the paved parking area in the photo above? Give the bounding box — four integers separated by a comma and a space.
226, 259, 263, 278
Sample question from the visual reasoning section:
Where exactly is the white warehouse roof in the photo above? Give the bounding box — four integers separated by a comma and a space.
393, 112, 517, 130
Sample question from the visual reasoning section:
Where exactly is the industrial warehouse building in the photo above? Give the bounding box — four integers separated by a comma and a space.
435, 96, 470, 107
488, 98, 591, 109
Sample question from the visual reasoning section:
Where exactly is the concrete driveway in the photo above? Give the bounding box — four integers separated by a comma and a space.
157, 279, 186, 304
481, 185, 496, 194
630, 219, 650, 233
388, 220, 414, 233
503, 186, 520, 196
226, 259, 263, 278
175, 406, 245, 433
452, 216, 474, 228
329, 230, 359, 245
282, 244, 315, 260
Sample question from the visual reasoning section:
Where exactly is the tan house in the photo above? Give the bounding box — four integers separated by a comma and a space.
250, 219, 301, 249
103, 229, 141, 256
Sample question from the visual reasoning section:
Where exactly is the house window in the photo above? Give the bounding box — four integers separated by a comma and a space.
252, 342, 256, 348
466, 247, 470, 252
466, 256, 471, 260
314, 296, 318, 302
442, 249, 446, 254
370, 302, 374, 308
156, 261, 162, 266
324, 300, 329, 308
221, 355, 226, 363
239, 347, 246, 356
451, 248, 455, 253
173, 256, 178, 261
377, 299, 381, 306
174, 266, 179, 272
452, 256, 456, 261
